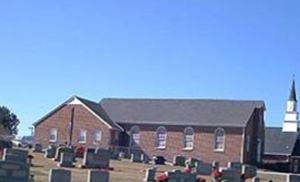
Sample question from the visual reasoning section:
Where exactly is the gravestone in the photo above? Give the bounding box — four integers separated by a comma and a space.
141, 153, 150, 163
130, 152, 143, 163
252, 176, 260, 182
212, 161, 219, 168
95, 148, 110, 156
82, 150, 110, 169
3, 148, 28, 164
87, 170, 109, 182
242, 164, 257, 178
54, 147, 74, 162
58, 152, 75, 168
144, 167, 156, 182
227, 162, 242, 171
185, 157, 200, 167
195, 161, 212, 175
153, 156, 166, 165
173, 155, 186, 166
289, 174, 300, 182
166, 169, 197, 182
34, 144, 43, 153
221, 168, 241, 182
0, 160, 30, 182
49, 168, 71, 182
45, 145, 57, 158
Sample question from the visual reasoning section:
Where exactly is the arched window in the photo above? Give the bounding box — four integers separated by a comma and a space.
156, 126, 167, 149
130, 126, 140, 148
78, 129, 87, 143
49, 128, 57, 142
183, 127, 194, 149
214, 128, 225, 151
93, 130, 102, 144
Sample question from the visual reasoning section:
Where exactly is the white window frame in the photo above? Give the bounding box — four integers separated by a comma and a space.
93, 130, 102, 144
214, 128, 225, 152
183, 127, 194, 150
130, 126, 140, 148
156, 126, 167, 149
49, 128, 57, 142
78, 129, 87, 144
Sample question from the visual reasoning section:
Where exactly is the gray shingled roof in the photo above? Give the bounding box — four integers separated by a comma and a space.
265, 127, 298, 155
100, 98, 265, 127
76, 97, 123, 131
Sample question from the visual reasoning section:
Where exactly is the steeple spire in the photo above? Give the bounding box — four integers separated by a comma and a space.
283, 76, 299, 132
289, 78, 297, 102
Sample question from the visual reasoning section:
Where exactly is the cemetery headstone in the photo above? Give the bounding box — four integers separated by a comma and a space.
143, 167, 156, 182
212, 161, 219, 168
0, 160, 30, 182
289, 174, 300, 182
227, 162, 242, 171
242, 164, 257, 178
166, 169, 197, 182
195, 161, 212, 175
186, 157, 200, 168
153, 156, 166, 165
3, 148, 28, 164
173, 155, 186, 166
45, 145, 57, 158
82, 149, 110, 169
58, 152, 75, 168
33, 144, 43, 153
54, 147, 74, 162
221, 168, 241, 182
252, 176, 260, 182
48, 168, 71, 182
130, 151, 143, 163
87, 170, 109, 182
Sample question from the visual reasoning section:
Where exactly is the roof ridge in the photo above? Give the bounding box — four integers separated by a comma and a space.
101, 97, 264, 103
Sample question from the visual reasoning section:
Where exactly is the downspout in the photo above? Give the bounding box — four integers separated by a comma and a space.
240, 127, 245, 163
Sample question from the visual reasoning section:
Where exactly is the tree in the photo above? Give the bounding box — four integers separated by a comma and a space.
0, 106, 20, 135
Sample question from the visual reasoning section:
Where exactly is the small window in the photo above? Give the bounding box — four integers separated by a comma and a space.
93, 130, 102, 144
183, 127, 194, 150
78, 129, 87, 143
156, 126, 167, 149
214, 128, 225, 152
49, 128, 57, 142
130, 126, 140, 148
246, 135, 250, 152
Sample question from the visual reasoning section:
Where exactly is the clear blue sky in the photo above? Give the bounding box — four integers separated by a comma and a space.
0, 1, 299, 136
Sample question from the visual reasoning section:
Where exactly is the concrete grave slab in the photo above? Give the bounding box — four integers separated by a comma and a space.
87, 170, 109, 182
48, 168, 71, 182
0, 160, 30, 182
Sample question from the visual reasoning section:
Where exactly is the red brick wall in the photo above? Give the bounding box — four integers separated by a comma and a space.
34, 104, 114, 149
121, 124, 243, 167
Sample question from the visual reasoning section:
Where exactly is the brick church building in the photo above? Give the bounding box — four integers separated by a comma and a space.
264, 80, 300, 173
33, 96, 265, 166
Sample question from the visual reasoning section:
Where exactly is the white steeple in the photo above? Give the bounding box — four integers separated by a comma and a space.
282, 79, 299, 132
